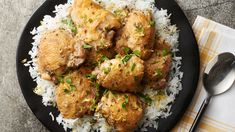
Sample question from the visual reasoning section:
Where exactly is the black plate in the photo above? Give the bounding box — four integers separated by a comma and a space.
16, 0, 200, 131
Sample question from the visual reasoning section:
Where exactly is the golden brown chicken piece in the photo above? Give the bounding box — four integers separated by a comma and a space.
97, 91, 144, 132
115, 10, 155, 60
55, 70, 97, 119
92, 55, 144, 93
71, 0, 121, 49
143, 38, 172, 89
37, 29, 87, 80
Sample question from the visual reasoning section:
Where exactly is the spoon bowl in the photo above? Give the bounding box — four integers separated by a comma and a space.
190, 52, 235, 132
203, 53, 235, 96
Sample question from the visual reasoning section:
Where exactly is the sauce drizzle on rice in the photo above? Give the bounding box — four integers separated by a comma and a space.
26, 0, 183, 131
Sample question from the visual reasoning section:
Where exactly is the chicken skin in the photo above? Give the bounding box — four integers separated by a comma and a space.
115, 10, 155, 60
37, 29, 87, 80
97, 91, 144, 132
92, 55, 144, 93
143, 38, 172, 89
71, 0, 121, 49
55, 70, 97, 119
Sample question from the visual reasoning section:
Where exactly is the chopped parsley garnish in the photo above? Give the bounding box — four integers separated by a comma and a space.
123, 47, 130, 55
85, 74, 97, 81
95, 83, 100, 89
134, 23, 144, 33
149, 20, 155, 27
151, 61, 159, 64
63, 77, 76, 94
90, 104, 97, 111
94, 83, 100, 97
63, 88, 70, 93
82, 44, 93, 49
137, 93, 152, 105
131, 63, 136, 71
70, 85, 76, 91
114, 9, 121, 16
62, 18, 77, 33
88, 18, 93, 23
65, 78, 72, 85
114, 9, 127, 17
162, 48, 169, 56
115, 54, 121, 59
122, 54, 132, 64
98, 55, 109, 65
100, 40, 106, 48
57, 76, 64, 83
154, 68, 163, 77
102, 67, 110, 74
100, 55, 109, 62
81, 15, 88, 20
103, 89, 108, 94
122, 94, 129, 109
133, 50, 141, 57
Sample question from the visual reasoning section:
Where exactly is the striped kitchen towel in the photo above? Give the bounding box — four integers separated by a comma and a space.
173, 16, 235, 132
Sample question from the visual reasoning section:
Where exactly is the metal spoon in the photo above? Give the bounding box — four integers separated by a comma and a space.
189, 52, 235, 132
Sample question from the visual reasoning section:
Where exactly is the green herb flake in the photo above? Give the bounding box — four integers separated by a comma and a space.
154, 68, 163, 77
162, 48, 169, 56
102, 67, 110, 74
123, 47, 130, 55
114, 9, 122, 16
63, 88, 70, 94
115, 54, 121, 59
134, 23, 144, 33
133, 50, 141, 57
81, 15, 88, 20
95, 83, 100, 89
100, 40, 106, 48
137, 93, 152, 105
100, 55, 109, 62
90, 104, 97, 111
131, 63, 136, 71
71, 27, 77, 34
122, 54, 132, 64
103, 89, 108, 94
122, 94, 129, 109
85, 74, 97, 80
62, 18, 77, 33
65, 78, 72, 85
57, 76, 64, 83
88, 18, 93, 23
149, 20, 155, 27
70, 85, 76, 91
82, 44, 93, 49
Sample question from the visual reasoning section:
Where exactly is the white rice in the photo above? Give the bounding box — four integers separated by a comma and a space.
26, 0, 183, 131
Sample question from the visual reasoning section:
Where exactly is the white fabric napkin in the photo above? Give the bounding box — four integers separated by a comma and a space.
173, 16, 235, 132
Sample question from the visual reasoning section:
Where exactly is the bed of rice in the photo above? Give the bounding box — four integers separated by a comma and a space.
25, 0, 183, 131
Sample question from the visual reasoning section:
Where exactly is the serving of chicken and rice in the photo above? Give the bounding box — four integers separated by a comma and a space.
24, 0, 183, 131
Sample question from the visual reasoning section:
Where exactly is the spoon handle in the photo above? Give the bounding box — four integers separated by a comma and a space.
189, 96, 211, 132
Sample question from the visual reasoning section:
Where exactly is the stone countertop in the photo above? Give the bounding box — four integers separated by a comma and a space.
0, 0, 234, 131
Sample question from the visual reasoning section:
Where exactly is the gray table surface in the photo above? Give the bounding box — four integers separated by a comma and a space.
0, 0, 234, 131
